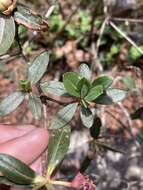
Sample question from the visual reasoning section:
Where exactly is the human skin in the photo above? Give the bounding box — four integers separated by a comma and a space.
0, 124, 49, 190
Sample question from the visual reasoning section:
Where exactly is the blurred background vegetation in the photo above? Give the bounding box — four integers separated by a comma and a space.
8, 0, 142, 75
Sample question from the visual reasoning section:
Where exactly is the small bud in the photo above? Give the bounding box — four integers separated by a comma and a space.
71, 172, 96, 190
0, 0, 16, 15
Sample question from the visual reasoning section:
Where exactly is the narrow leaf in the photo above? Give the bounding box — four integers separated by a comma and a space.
28, 95, 42, 119
0, 15, 15, 55
63, 72, 82, 97
131, 107, 143, 120
47, 127, 70, 175
80, 106, 94, 128
79, 64, 91, 80
0, 92, 25, 116
96, 142, 124, 154
95, 89, 127, 105
90, 117, 102, 139
14, 5, 48, 31
80, 156, 92, 173
28, 52, 49, 85
94, 93, 113, 105
85, 85, 103, 101
40, 81, 68, 97
137, 128, 143, 144
106, 88, 127, 102
0, 153, 36, 185
49, 103, 78, 129
92, 76, 113, 90
0, 177, 33, 188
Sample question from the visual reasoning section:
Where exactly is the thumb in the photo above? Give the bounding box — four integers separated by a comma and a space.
0, 128, 49, 190
0, 128, 49, 165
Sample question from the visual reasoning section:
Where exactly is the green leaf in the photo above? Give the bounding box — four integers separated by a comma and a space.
80, 106, 94, 128
63, 72, 82, 97
96, 142, 124, 154
14, 5, 48, 31
79, 64, 91, 80
122, 76, 136, 91
0, 153, 36, 185
40, 81, 68, 97
92, 76, 113, 90
47, 127, 70, 175
106, 88, 127, 102
80, 156, 92, 173
28, 95, 42, 119
77, 78, 90, 98
0, 15, 15, 55
19, 80, 31, 93
131, 107, 143, 120
0, 92, 25, 116
94, 94, 113, 105
49, 103, 78, 129
90, 117, 102, 139
85, 85, 103, 101
95, 88, 127, 105
137, 128, 143, 144
28, 52, 49, 85
129, 46, 143, 60
0, 177, 33, 188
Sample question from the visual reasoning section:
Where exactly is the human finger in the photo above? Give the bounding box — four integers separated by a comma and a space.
0, 125, 35, 144
0, 128, 49, 165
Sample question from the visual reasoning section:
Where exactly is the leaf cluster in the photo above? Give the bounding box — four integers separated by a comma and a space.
0, 4, 48, 56
41, 63, 127, 129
